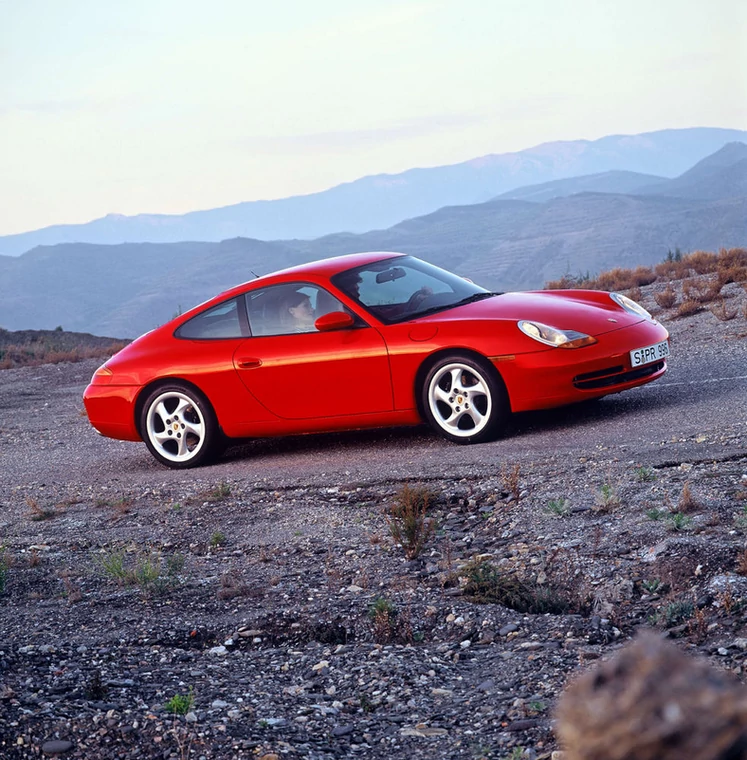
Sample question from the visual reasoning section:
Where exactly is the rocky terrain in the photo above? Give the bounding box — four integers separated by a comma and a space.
1, 272, 746, 759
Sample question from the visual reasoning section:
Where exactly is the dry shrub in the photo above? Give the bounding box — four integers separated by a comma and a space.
678, 481, 701, 513
686, 250, 719, 275
682, 277, 723, 304
715, 247, 747, 281
368, 597, 412, 644
500, 463, 522, 502
387, 484, 436, 560
654, 287, 677, 309
592, 266, 656, 292
736, 549, 747, 577
676, 300, 704, 318
626, 286, 642, 303
546, 273, 593, 290
0, 342, 127, 370
655, 258, 691, 280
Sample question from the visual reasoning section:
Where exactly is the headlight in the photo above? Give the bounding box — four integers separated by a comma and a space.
518, 320, 597, 349
610, 292, 652, 320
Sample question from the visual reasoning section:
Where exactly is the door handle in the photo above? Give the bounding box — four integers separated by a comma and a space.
237, 357, 262, 369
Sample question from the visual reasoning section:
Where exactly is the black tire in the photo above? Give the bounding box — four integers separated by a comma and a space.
421, 354, 507, 444
140, 383, 219, 468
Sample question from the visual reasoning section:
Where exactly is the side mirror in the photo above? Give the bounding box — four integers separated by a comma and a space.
315, 311, 355, 332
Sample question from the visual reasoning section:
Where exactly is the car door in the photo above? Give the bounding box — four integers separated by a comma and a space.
234, 283, 393, 420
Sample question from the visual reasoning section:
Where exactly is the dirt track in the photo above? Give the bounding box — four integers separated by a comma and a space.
1, 284, 747, 759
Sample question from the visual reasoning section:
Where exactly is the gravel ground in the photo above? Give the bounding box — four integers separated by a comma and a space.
1, 278, 747, 759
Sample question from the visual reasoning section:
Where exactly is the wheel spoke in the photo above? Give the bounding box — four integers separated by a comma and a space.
153, 400, 171, 423
448, 368, 463, 392
433, 384, 453, 404
152, 429, 174, 446
176, 433, 192, 457
182, 419, 203, 438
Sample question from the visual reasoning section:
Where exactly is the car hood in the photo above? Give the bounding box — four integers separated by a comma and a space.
424, 291, 645, 336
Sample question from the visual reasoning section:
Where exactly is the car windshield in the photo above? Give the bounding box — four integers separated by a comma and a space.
331, 256, 494, 324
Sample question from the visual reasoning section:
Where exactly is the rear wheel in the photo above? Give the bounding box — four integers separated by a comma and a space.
421, 354, 507, 444
140, 384, 219, 468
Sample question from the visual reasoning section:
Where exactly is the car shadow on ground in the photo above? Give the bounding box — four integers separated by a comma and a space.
123, 380, 710, 471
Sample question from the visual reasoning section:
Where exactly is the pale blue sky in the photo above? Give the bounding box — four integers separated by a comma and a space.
1, 0, 745, 235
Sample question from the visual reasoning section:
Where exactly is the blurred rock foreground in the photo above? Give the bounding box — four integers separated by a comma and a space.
556, 634, 747, 760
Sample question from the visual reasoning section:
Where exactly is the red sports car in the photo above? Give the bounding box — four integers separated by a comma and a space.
84, 252, 670, 468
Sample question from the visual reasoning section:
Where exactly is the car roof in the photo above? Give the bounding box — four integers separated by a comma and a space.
225, 251, 404, 294
265, 251, 404, 280
175, 251, 406, 323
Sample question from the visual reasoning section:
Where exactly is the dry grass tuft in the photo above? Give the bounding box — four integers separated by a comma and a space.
654, 286, 677, 309
678, 481, 701, 513
386, 484, 436, 560
676, 300, 704, 318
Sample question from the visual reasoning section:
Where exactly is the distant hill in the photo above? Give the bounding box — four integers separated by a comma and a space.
494, 170, 665, 203
0, 327, 126, 368
634, 142, 747, 201
1, 127, 746, 256
2, 143, 746, 337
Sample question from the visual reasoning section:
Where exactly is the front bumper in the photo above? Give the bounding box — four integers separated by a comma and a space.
495, 319, 669, 413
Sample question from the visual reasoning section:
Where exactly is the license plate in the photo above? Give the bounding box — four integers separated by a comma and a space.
630, 340, 670, 367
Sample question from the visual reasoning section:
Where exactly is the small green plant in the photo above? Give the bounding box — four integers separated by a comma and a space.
641, 578, 662, 594
134, 554, 161, 586
165, 687, 194, 715
210, 482, 231, 500
386, 484, 435, 560
635, 466, 657, 482
100, 548, 182, 592
527, 700, 545, 713
368, 596, 398, 643
171, 502, 182, 512
0, 545, 8, 594
166, 553, 185, 575
667, 512, 693, 531
209, 531, 226, 548
100, 550, 129, 581
646, 507, 667, 521
546, 498, 570, 516
461, 559, 570, 614
595, 481, 621, 511
734, 504, 747, 529
649, 600, 694, 627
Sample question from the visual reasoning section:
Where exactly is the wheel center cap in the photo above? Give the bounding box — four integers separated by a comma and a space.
456, 395, 464, 404
173, 423, 179, 431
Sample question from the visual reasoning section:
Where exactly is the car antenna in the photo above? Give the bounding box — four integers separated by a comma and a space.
250, 270, 259, 278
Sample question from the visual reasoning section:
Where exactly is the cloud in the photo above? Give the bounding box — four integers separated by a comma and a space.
233, 111, 489, 153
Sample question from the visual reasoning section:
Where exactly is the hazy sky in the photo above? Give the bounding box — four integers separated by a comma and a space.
1, 0, 746, 236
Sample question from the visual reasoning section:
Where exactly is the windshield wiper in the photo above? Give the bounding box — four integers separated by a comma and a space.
451, 291, 502, 307
408, 291, 502, 320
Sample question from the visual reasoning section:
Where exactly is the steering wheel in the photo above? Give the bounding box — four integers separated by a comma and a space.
405, 286, 433, 311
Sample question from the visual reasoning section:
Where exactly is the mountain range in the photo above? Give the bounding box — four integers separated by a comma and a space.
1, 127, 746, 256
1, 130, 746, 337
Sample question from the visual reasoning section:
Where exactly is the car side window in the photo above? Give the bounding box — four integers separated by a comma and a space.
175, 298, 244, 339
245, 284, 350, 336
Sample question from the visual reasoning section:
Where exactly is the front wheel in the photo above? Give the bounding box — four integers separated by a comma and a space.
140, 384, 219, 468
421, 354, 507, 444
